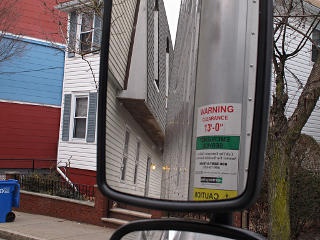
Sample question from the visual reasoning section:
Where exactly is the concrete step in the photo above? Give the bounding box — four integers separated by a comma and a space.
109, 208, 152, 219
101, 217, 129, 227
117, 203, 152, 214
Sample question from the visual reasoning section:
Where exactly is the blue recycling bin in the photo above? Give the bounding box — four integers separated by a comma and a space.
0, 179, 20, 223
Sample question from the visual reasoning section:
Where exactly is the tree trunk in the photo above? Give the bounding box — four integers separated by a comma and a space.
268, 137, 291, 240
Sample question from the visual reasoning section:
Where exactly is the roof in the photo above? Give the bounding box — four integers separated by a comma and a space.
55, 0, 93, 12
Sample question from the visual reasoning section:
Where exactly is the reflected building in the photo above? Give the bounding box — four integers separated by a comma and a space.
161, 0, 201, 201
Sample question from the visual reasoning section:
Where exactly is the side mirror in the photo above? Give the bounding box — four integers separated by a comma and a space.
109, 219, 266, 240
97, 0, 272, 212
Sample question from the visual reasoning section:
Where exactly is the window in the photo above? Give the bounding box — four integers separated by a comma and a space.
133, 141, 140, 184
166, 37, 170, 108
61, 92, 97, 142
80, 12, 94, 52
73, 96, 88, 139
312, 29, 320, 62
121, 129, 130, 181
68, 10, 102, 57
153, 1, 159, 91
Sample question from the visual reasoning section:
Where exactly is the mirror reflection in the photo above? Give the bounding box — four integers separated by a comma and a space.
103, 0, 259, 201
121, 230, 235, 240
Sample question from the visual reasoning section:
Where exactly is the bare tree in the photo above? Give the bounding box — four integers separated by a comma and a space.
0, 0, 26, 63
268, 0, 320, 239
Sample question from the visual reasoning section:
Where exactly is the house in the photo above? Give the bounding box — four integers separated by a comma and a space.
56, 0, 173, 199
0, 0, 66, 173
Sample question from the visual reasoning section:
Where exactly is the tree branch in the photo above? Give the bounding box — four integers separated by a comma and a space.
287, 55, 320, 142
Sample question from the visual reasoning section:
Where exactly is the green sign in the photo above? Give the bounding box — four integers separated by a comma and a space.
196, 136, 240, 150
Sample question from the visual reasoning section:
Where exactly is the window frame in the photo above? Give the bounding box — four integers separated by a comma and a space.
68, 10, 98, 56
78, 12, 95, 53
120, 128, 130, 181
165, 37, 170, 109
71, 94, 89, 141
153, 2, 160, 92
133, 139, 141, 184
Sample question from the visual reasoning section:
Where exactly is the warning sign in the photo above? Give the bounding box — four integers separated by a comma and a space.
193, 188, 238, 201
193, 103, 241, 201
197, 103, 241, 136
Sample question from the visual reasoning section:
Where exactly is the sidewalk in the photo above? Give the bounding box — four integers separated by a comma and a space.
0, 212, 116, 240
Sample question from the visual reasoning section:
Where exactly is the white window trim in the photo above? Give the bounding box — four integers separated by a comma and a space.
72, 12, 96, 55
70, 93, 89, 142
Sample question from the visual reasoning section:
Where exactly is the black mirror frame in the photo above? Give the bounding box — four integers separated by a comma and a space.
97, 0, 272, 212
109, 219, 266, 240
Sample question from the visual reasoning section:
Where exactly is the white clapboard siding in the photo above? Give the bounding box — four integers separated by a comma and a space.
105, 82, 162, 197
63, 55, 100, 92
108, 0, 137, 89
57, 54, 100, 172
273, 26, 320, 142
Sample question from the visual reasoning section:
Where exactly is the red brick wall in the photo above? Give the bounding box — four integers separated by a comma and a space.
14, 187, 108, 227
234, 212, 241, 227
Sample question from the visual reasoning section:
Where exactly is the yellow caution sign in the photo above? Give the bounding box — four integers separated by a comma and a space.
193, 188, 237, 201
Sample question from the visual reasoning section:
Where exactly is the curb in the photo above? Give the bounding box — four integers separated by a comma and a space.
0, 229, 45, 240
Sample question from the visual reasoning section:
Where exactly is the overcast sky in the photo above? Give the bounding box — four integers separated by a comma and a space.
163, 0, 181, 45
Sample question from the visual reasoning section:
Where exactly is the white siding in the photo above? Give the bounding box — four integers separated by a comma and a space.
58, 54, 163, 197
273, 27, 320, 142
57, 54, 99, 171
109, 0, 138, 88
105, 80, 162, 198
63, 55, 100, 92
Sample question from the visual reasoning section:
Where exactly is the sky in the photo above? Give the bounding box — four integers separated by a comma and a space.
163, 0, 181, 45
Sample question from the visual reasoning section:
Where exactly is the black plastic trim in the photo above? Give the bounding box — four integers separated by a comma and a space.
97, 0, 273, 212
110, 219, 266, 240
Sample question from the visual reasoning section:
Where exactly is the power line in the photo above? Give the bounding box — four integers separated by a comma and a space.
0, 66, 63, 74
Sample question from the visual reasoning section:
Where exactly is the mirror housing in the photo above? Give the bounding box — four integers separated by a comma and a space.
97, 0, 272, 211
109, 219, 266, 240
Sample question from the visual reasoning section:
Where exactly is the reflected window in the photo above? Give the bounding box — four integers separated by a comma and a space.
166, 37, 170, 108
133, 141, 140, 184
153, 0, 160, 91
121, 129, 130, 181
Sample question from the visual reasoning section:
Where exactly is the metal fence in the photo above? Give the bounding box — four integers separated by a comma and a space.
19, 175, 95, 202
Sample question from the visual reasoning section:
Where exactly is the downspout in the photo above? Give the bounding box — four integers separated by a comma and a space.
56, 165, 77, 191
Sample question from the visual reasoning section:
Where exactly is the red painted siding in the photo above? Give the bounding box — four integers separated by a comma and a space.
0, 102, 60, 168
59, 167, 97, 186
3, 0, 67, 43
